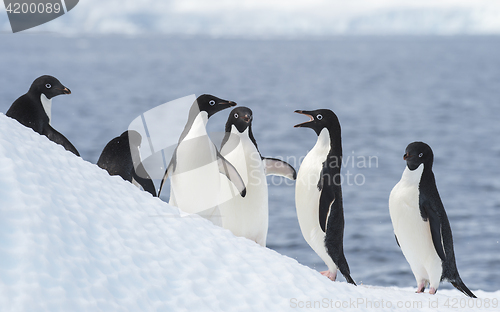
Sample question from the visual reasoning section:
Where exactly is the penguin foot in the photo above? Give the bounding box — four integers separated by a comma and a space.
429, 287, 437, 295
416, 283, 425, 293
320, 270, 337, 281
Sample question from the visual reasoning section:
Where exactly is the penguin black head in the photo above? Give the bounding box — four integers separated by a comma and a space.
124, 130, 142, 148
404, 141, 434, 171
29, 75, 71, 99
196, 94, 236, 118
294, 109, 340, 136
226, 106, 253, 133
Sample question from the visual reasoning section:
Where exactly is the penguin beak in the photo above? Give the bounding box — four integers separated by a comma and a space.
242, 114, 252, 123
403, 153, 411, 160
61, 87, 71, 95
216, 100, 236, 112
294, 110, 314, 128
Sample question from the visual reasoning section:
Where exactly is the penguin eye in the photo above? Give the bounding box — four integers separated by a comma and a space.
209, 100, 216, 106
45, 84, 51, 89
419, 153, 424, 158
234, 113, 239, 118
316, 114, 323, 120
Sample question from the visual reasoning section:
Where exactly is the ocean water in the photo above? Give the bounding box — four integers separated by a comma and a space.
0, 34, 499, 292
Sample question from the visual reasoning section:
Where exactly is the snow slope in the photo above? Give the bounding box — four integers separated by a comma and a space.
0, 113, 498, 311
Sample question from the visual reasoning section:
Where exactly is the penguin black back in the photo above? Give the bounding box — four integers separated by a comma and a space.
98, 130, 157, 197
98, 131, 135, 180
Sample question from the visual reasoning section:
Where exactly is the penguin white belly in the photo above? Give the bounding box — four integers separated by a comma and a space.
389, 165, 442, 287
219, 128, 268, 246
169, 113, 221, 214
41, 94, 52, 124
295, 129, 336, 271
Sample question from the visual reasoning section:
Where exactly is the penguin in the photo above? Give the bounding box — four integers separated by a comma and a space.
97, 130, 157, 197
294, 109, 355, 285
218, 106, 296, 246
389, 141, 476, 297
158, 95, 246, 222
6, 75, 79, 156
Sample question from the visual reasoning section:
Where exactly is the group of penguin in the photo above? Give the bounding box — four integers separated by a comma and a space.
5, 75, 476, 298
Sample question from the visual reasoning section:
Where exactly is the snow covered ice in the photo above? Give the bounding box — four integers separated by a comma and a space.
0, 113, 499, 311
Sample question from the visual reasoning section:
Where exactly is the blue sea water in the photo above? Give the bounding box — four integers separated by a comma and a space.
0, 34, 499, 292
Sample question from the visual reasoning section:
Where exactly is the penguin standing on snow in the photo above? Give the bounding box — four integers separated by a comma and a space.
219, 107, 296, 246
294, 109, 355, 285
389, 141, 476, 297
6, 75, 79, 156
158, 95, 246, 222
97, 130, 157, 197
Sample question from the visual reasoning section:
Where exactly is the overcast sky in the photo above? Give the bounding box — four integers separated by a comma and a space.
2, 0, 500, 36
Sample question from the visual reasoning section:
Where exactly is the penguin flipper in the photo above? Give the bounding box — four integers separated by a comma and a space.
132, 163, 157, 197
319, 186, 334, 233
421, 201, 446, 261
217, 151, 246, 197
318, 159, 340, 232
323, 196, 355, 286
262, 157, 297, 180
42, 124, 80, 156
395, 234, 400, 247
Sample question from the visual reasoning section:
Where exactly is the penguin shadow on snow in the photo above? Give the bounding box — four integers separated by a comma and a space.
6, 75, 79, 156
